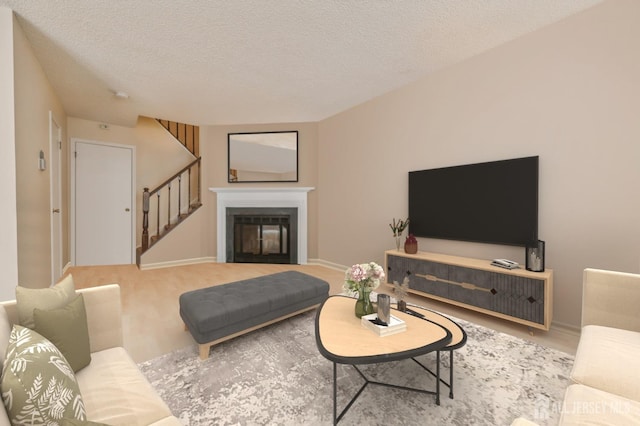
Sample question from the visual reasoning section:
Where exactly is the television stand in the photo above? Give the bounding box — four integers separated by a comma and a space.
384, 250, 553, 331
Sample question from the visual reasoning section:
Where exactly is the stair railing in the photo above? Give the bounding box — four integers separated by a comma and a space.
141, 157, 202, 253
156, 119, 199, 157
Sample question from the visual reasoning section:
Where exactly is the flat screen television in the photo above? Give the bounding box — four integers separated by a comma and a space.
408, 156, 539, 246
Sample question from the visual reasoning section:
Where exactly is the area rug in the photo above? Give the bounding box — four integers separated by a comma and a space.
139, 308, 573, 425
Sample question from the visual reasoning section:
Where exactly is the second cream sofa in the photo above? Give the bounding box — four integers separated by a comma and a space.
513, 268, 640, 425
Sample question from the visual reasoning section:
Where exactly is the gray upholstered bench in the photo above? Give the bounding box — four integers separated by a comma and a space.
180, 270, 330, 359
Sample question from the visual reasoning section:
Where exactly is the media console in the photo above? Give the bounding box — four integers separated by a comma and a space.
385, 250, 553, 331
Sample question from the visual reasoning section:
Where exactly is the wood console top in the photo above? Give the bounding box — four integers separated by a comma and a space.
385, 249, 553, 279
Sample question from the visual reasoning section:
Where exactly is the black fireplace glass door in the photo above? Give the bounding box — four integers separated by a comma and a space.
236, 224, 260, 255
233, 217, 290, 263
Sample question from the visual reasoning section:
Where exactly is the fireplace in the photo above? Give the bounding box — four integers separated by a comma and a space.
210, 187, 314, 264
226, 207, 298, 264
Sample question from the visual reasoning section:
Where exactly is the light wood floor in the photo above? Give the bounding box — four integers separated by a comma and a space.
66, 263, 580, 363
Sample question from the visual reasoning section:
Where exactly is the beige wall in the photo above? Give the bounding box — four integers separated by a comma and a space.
13, 14, 68, 289
0, 9, 18, 299
201, 122, 319, 261
318, 0, 640, 328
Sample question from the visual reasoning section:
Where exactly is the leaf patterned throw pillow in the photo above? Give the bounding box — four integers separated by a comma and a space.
1, 325, 86, 425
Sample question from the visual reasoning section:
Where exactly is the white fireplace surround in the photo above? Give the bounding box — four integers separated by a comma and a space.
209, 187, 314, 264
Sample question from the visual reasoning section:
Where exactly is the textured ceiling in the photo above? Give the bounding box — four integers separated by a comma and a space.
2, 0, 604, 127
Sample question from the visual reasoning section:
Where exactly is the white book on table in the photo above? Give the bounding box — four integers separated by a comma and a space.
361, 313, 407, 336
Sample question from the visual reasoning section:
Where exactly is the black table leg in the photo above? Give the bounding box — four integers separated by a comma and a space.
333, 362, 337, 425
449, 350, 454, 399
436, 351, 441, 405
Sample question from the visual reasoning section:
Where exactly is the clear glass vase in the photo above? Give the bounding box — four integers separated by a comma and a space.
394, 234, 402, 251
355, 286, 374, 318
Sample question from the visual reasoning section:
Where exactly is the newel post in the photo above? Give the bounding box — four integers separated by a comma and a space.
142, 187, 150, 251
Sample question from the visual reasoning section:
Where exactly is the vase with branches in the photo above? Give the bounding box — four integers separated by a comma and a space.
389, 218, 409, 250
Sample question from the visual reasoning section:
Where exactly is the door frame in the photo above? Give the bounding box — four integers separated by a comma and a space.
49, 112, 63, 284
70, 138, 136, 265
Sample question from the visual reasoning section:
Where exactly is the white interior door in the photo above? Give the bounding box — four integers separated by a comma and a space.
72, 140, 135, 266
49, 112, 63, 283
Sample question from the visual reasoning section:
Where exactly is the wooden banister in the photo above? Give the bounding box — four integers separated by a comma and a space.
141, 157, 202, 255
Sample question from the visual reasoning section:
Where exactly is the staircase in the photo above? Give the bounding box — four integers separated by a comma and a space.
137, 120, 202, 265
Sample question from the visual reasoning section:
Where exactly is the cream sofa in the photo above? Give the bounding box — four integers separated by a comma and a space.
0, 284, 181, 426
514, 268, 640, 425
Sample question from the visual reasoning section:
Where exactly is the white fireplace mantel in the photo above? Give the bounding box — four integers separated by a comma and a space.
209, 187, 315, 264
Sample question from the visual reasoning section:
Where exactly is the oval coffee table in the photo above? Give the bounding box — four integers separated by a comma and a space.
315, 295, 455, 424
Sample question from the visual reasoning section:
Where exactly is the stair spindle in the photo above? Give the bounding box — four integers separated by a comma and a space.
178, 175, 182, 217
166, 182, 171, 230
142, 188, 150, 251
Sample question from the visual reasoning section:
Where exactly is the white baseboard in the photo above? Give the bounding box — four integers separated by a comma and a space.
307, 258, 347, 272
139, 256, 216, 271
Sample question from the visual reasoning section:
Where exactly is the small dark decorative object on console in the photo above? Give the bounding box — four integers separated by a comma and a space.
526, 240, 545, 272
404, 234, 418, 254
